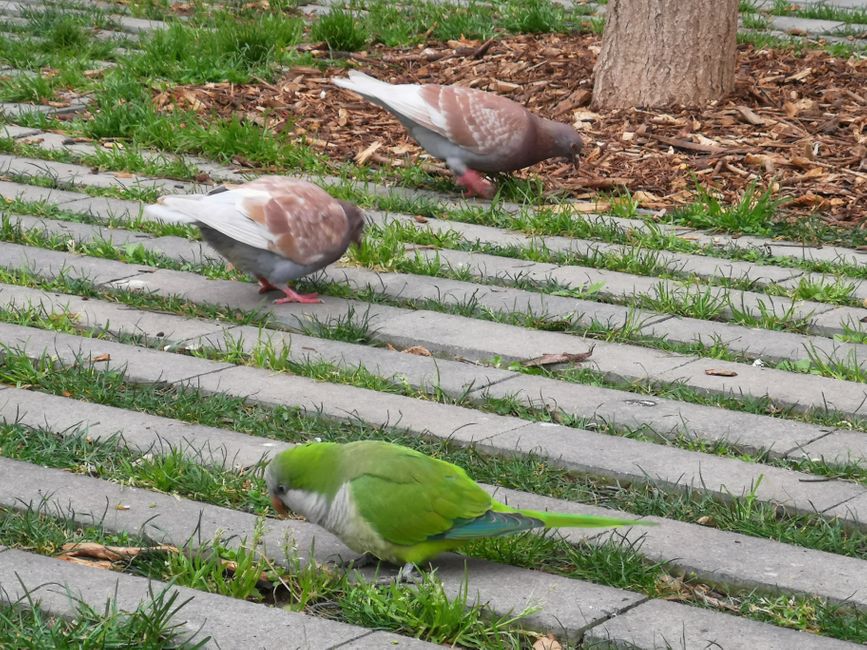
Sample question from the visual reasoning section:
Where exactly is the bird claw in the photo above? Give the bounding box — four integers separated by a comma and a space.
274, 289, 322, 304
456, 170, 495, 199
257, 277, 280, 295
338, 553, 378, 570
394, 563, 421, 584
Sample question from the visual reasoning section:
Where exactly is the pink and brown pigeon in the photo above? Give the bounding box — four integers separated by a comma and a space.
144, 178, 365, 304
332, 70, 583, 198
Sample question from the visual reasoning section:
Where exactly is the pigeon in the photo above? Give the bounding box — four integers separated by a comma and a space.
143, 177, 365, 304
332, 70, 583, 198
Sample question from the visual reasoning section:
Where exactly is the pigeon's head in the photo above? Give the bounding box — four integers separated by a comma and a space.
547, 121, 584, 169
339, 201, 367, 247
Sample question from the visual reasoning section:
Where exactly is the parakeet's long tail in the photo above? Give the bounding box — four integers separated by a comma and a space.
518, 508, 652, 530
435, 507, 651, 541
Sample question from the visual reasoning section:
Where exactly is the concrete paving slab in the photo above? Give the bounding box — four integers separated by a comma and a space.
479, 372, 839, 457
0, 179, 84, 205
0, 240, 147, 285
0, 322, 233, 385
188, 365, 527, 446
0, 387, 290, 468
143, 235, 222, 265
583, 598, 860, 649
479, 421, 866, 523
637, 315, 867, 366
0, 282, 231, 348
488, 486, 867, 609
810, 305, 867, 338
63, 196, 143, 220
653, 357, 867, 418
0, 124, 40, 138
793, 429, 867, 465
771, 14, 846, 34
0, 549, 398, 650
5, 213, 153, 246
0, 456, 349, 567
822, 492, 867, 524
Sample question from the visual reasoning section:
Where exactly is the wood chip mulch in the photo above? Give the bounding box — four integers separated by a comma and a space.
153, 34, 867, 230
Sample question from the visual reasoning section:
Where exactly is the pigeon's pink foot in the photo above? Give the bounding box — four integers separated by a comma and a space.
274, 287, 322, 305
456, 170, 495, 199
257, 277, 280, 295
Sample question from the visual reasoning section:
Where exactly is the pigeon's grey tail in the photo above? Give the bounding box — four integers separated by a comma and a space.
332, 70, 392, 99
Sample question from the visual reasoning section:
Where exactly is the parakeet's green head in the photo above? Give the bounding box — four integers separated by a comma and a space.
266, 442, 340, 517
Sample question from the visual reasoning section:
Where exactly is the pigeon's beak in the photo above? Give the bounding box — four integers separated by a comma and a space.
270, 494, 289, 517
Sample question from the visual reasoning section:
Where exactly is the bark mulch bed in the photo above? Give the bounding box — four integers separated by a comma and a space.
154, 34, 867, 230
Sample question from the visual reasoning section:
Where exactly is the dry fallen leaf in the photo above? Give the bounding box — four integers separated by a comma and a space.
533, 635, 563, 650
92, 353, 111, 363
696, 516, 715, 526
402, 345, 432, 356
115, 504, 131, 511
58, 542, 178, 562
522, 347, 594, 368
414, 215, 429, 224
704, 368, 738, 377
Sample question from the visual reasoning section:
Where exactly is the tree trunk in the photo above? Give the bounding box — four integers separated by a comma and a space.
591, 0, 738, 110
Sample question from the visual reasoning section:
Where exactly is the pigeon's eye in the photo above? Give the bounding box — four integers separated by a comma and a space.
276, 484, 287, 495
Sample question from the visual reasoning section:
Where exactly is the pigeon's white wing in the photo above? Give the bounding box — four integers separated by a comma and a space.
333, 71, 449, 138
156, 188, 276, 251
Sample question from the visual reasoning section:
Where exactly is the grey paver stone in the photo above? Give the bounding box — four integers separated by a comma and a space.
0, 321, 233, 384
0, 456, 350, 566
108, 267, 410, 330
188, 364, 527, 445
0, 240, 146, 285
0, 179, 84, 205
142, 235, 222, 265
0, 124, 40, 138
0, 548, 387, 650
770, 15, 845, 34
63, 196, 143, 220
794, 430, 867, 465
0, 387, 290, 468
488, 486, 867, 608
421, 554, 644, 639
0, 282, 231, 345
480, 421, 866, 519
809, 305, 867, 337
822, 492, 867, 523
482, 371, 839, 456
638, 314, 867, 366
8, 213, 153, 245
583, 598, 860, 649
653, 357, 867, 417
374, 309, 690, 380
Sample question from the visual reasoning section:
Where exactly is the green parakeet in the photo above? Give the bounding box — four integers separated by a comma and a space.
266, 440, 650, 566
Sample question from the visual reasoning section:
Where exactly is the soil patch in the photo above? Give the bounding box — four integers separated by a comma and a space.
155, 33, 867, 229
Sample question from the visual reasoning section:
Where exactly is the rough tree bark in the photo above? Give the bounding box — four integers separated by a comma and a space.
591, 0, 739, 110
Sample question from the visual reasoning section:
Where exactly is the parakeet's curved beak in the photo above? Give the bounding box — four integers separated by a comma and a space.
271, 494, 289, 517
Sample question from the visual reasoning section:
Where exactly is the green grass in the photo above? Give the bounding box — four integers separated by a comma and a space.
1, 353, 864, 561
0, 507, 540, 648
311, 9, 369, 52
0, 586, 208, 649
769, 0, 867, 25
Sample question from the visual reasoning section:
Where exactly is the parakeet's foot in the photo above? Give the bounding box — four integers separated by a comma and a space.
456, 170, 495, 199
339, 553, 378, 570
395, 562, 421, 584
256, 276, 280, 295
274, 287, 322, 304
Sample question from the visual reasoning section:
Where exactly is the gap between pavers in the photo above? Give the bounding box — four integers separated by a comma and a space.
4, 386, 865, 613
4, 321, 863, 528
582, 598, 861, 650
0, 549, 433, 650
10, 212, 867, 370
0, 457, 645, 641
6, 123, 866, 271
0, 247, 862, 466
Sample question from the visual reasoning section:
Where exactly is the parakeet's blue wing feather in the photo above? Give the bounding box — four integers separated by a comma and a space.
429, 510, 543, 540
